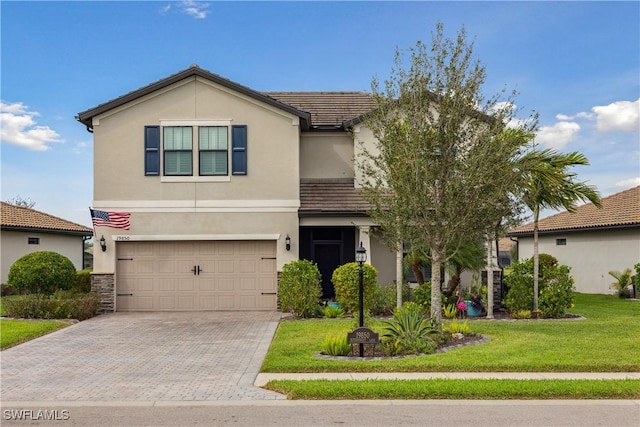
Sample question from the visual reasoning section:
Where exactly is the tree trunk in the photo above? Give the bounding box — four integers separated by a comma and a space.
396, 244, 403, 308
532, 207, 540, 318
412, 263, 425, 286
445, 274, 460, 297
430, 250, 443, 325
486, 236, 494, 319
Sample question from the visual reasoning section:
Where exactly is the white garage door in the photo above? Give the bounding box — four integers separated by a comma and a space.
116, 240, 277, 311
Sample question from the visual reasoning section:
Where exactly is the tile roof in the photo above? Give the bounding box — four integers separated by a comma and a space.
299, 179, 370, 215
508, 185, 640, 236
265, 92, 375, 128
1, 202, 93, 235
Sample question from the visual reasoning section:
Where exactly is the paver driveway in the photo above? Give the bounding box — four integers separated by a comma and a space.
1, 311, 285, 402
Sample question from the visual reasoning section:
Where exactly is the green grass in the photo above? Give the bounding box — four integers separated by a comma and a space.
0, 319, 71, 350
261, 294, 640, 372
265, 379, 640, 400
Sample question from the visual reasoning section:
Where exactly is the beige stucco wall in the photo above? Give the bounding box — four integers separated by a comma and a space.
352, 125, 379, 188
92, 77, 300, 202
515, 228, 640, 294
370, 232, 398, 285
90, 76, 302, 275
1, 231, 86, 283
300, 133, 354, 179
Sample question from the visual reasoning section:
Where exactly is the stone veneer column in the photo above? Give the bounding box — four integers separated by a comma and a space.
91, 274, 115, 312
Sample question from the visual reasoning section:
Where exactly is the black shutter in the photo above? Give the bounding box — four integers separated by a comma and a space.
232, 125, 247, 175
144, 126, 160, 176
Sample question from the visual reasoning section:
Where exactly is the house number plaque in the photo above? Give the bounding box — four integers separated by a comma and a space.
347, 327, 379, 345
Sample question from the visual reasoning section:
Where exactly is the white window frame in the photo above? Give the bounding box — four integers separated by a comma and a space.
159, 119, 232, 183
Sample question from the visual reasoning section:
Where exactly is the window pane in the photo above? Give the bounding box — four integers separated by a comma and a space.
165, 151, 192, 175
199, 127, 227, 150
200, 151, 228, 175
164, 127, 192, 150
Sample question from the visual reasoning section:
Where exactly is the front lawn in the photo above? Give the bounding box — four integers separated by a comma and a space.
0, 319, 71, 350
261, 294, 640, 372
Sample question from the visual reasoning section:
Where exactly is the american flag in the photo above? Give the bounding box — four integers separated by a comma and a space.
90, 208, 131, 230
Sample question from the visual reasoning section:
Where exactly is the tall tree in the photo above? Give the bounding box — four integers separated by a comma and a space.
357, 24, 536, 323
518, 149, 601, 315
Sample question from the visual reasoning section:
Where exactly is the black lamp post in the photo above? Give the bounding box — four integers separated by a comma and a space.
355, 242, 367, 357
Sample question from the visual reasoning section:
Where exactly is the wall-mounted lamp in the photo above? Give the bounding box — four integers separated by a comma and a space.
285, 234, 291, 251
99, 235, 107, 252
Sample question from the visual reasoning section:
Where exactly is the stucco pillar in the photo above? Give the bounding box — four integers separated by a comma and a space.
357, 226, 372, 265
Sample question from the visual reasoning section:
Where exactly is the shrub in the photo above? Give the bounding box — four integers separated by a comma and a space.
511, 309, 532, 319
7, 251, 76, 295
3, 291, 100, 320
609, 268, 633, 298
443, 304, 457, 319
444, 319, 472, 335
331, 262, 377, 313
278, 260, 322, 318
371, 283, 411, 316
323, 305, 345, 318
381, 302, 438, 356
321, 335, 352, 356
504, 256, 575, 318
412, 281, 431, 312
539, 265, 575, 318
73, 268, 93, 293
538, 253, 559, 271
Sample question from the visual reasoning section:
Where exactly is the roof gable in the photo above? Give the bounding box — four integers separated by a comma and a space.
509, 185, 640, 236
1, 202, 93, 235
76, 65, 312, 131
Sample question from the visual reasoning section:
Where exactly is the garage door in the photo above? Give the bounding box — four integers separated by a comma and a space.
116, 241, 277, 311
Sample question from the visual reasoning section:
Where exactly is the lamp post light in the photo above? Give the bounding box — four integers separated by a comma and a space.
355, 242, 367, 357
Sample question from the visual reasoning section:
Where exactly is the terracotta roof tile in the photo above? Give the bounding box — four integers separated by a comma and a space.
265, 92, 375, 128
1, 202, 93, 235
299, 179, 370, 215
508, 185, 640, 235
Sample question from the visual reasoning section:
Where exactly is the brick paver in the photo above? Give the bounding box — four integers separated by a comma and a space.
1, 312, 285, 402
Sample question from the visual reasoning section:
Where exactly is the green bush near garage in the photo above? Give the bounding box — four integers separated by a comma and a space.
278, 259, 323, 318
8, 251, 76, 295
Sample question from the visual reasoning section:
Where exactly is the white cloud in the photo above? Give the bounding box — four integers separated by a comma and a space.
0, 101, 62, 151
159, 4, 171, 14
180, 0, 209, 19
615, 177, 640, 188
534, 121, 581, 150
591, 99, 639, 133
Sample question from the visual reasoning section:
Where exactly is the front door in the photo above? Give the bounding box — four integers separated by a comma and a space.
299, 227, 356, 300
313, 243, 342, 299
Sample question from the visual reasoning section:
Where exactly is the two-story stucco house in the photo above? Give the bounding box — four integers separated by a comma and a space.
77, 65, 399, 312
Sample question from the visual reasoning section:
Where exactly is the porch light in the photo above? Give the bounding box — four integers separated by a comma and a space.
99, 235, 107, 252
355, 243, 367, 264
285, 235, 291, 251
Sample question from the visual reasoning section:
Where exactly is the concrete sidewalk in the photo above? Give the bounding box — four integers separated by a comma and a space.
254, 372, 640, 386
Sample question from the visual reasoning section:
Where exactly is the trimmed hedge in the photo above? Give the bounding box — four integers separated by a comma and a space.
278, 260, 322, 318
2, 291, 100, 321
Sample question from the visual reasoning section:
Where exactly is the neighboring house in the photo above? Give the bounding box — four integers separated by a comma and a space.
507, 185, 640, 294
76, 65, 400, 312
1, 202, 93, 284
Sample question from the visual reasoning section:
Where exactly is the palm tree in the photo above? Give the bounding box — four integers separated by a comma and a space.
518, 149, 601, 315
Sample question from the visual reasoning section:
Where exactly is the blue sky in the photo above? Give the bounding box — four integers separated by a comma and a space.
1, 1, 639, 228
